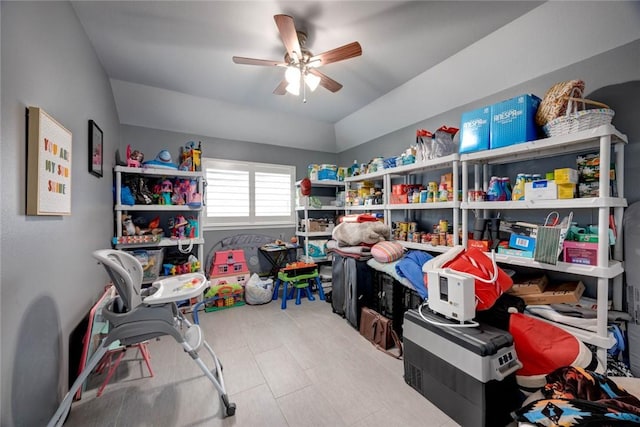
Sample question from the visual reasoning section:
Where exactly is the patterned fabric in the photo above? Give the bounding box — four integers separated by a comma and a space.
513, 366, 640, 426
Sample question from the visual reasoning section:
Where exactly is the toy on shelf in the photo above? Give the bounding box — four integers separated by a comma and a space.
162, 253, 201, 276
126, 145, 144, 168
159, 180, 173, 205
179, 141, 202, 172
123, 214, 163, 237
142, 150, 178, 169
125, 176, 154, 205
122, 214, 136, 236
168, 215, 189, 239
171, 179, 202, 207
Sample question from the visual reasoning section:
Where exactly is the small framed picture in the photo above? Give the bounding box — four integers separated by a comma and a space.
89, 119, 103, 177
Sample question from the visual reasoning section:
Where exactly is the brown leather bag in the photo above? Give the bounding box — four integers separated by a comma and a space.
359, 307, 403, 359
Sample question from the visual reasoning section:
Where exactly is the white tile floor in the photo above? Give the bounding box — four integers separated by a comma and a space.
65, 299, 464, 427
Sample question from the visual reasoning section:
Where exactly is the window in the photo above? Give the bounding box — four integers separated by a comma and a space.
203, 158, 296, 229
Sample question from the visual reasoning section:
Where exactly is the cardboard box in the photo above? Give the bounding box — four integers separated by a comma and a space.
517, 281, 585, 305
304, 219, 328, 232
578, 181, 616, 198
508, 274, 548, 295
508, 234, 536, 252
500, 221, 538, 239
489, 94, 541, 150
563, 241, 598, 265
497, 246, 534, 258
468, 239, 490, 252
576, 152, 616, 182
554, 168, 579, 184
459, 106, 491, 154
525, 180, 557, 201
557, 183, 576, 199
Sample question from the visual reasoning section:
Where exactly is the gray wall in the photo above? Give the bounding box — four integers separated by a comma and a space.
337, 40, 639, 235
0, 2, 638, 426
338, 40, 640, 203
1, 2, 120, 426
120, 124, 338, 265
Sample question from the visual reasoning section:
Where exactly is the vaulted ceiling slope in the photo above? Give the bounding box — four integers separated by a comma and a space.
71, 1, 640, 153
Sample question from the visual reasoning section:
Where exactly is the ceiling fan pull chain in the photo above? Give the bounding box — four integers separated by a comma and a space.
302, 72, 307, 103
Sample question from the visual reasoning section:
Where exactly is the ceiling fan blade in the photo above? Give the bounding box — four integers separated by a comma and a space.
232, 56, 286, 67
273, 80, 288, 95
309, 69, 343, 93
309, 41, 362, 67
274, 14, 301, 63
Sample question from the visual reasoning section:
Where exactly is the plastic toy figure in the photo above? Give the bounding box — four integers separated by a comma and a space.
187, 179, 202, 207
160, 180, 173, 205
172, 180, 188, 205
126, 144, 144, 168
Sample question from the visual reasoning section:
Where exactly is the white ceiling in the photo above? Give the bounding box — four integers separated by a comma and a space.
71, 1, 640, 153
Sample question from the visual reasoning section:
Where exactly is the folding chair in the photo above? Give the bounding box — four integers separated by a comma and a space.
47, 249, 235, 427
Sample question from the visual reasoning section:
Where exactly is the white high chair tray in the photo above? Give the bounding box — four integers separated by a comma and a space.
144, 273, 208, 304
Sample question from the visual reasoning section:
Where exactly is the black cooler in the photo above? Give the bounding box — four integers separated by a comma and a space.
403, 308, 522, 427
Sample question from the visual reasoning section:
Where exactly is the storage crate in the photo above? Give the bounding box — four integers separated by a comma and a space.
490, 94, 541, 149
459, 106, 491, 154
132, 248, 164, 283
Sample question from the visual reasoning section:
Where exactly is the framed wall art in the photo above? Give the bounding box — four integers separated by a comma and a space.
89, 119, 103, 178
26, 106, 72, 216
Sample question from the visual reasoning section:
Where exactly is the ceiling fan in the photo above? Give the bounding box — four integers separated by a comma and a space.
232, 14, 362, 99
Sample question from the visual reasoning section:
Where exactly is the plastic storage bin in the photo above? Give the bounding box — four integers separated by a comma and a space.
132, 248, 164, 283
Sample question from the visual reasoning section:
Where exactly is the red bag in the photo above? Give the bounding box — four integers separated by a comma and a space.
433, 247, 513, 311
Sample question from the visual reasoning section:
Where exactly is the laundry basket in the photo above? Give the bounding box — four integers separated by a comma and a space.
542, 88, 614, 137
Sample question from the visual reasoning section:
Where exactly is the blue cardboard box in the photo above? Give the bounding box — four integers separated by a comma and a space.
459, 106, 491, 154
509, 233, 536, 252
490, 94, 541, 149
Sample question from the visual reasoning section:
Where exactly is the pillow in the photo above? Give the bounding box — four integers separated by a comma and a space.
371, 241, 404, 263
535, 79, 585, 126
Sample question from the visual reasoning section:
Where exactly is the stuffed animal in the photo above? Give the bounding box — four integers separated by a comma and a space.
122, 214, 136, 236
331, 221, 390, 246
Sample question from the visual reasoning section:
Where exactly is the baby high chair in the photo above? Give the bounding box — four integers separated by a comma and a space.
47, 249, 236, 427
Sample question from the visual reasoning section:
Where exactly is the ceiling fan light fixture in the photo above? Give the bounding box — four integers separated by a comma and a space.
285, 81, 300, 96
285, 66, 301, 84
233, 14, 362, 96
304, 72, 320, 92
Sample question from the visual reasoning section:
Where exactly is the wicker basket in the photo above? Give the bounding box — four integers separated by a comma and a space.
536, 79, 585, 126
542, 89, 614, 137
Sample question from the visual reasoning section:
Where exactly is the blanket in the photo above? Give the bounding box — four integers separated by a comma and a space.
326, 239, 371, 260
366, 258, 417, 292
332, 221, 390, 246
395, 250, 432, 300
514, 366, 640, 426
